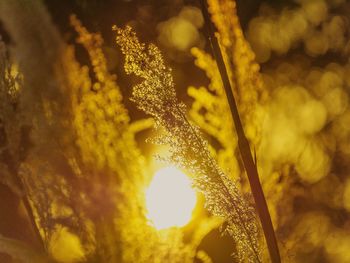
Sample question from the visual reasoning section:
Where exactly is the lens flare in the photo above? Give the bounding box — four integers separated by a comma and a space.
146, 166, 197, 230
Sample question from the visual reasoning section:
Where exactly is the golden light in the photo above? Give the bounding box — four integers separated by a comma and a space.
146, 166, 197, 230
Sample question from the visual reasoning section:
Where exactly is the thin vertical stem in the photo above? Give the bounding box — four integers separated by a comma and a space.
199, 1, 281, 262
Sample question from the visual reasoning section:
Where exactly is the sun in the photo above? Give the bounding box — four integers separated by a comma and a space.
146, 166, 197, 230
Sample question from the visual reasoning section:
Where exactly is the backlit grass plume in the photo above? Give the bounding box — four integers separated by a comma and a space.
115, 25, 261, 262
70, 16, 204, 263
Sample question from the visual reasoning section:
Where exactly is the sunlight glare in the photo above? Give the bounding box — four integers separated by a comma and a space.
146, 166, 197, 230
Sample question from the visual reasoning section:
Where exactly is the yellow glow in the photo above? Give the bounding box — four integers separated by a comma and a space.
146, 166, 197, 230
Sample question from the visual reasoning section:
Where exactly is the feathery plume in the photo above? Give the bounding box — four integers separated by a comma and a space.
115, 25, 261, 262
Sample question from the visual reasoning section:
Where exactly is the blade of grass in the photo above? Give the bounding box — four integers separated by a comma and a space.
199, 1, 281, 262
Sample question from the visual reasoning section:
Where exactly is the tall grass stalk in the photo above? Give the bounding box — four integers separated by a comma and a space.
199, 0, 281, 262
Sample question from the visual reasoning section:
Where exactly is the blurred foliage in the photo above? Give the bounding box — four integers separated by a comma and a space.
188, 0, 350, 262
0, 1, 218, 263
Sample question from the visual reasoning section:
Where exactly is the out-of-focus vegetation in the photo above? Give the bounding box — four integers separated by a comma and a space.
0, 1, 217, 262
189, 0, 350, 262
0, 0, 350, 262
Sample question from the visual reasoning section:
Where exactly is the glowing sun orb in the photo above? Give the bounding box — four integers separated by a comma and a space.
146, 166, 197, 230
